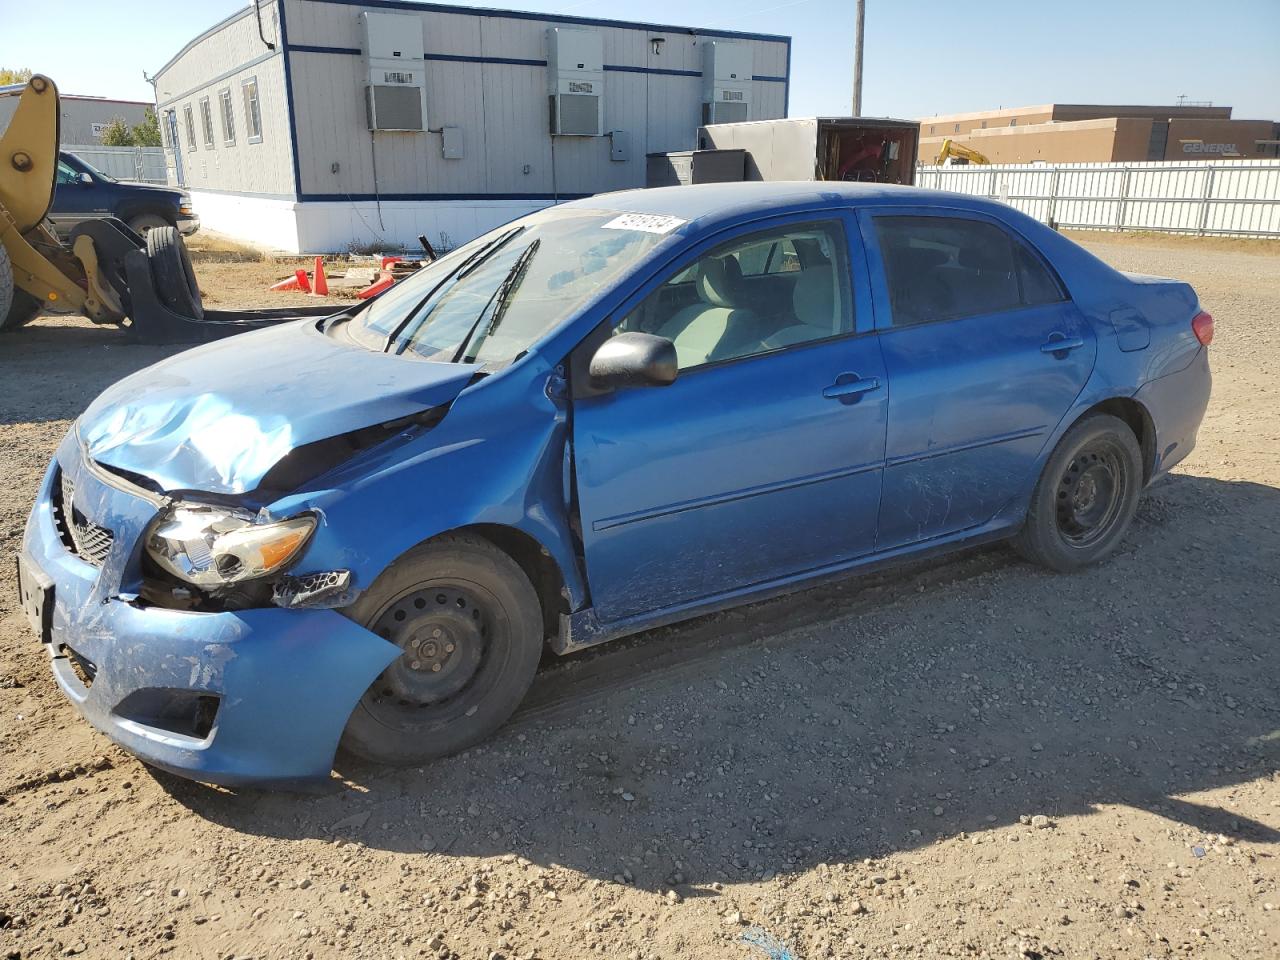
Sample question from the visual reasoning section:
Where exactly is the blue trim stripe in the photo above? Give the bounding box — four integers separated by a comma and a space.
784, 38, 791, 116
155, 50, 278, 109
297, 191, 592, 202
605, 64, 699, 78
302, 0, 789, 44
426, 52, 545, 67
154, 6, 256, 80
278, 0, 303, 200
289, 43, 361, 55
286, 44, 788, 83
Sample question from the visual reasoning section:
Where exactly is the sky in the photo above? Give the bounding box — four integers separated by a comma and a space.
1, 0, 1278, 120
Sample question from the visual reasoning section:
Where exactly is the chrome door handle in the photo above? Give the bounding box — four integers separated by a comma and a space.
823, 375, 881, 401
1041, 335, 1085, 355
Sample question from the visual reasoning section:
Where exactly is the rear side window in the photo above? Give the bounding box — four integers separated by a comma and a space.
875, 216, 1064, 327
1015, 242, 1066, 306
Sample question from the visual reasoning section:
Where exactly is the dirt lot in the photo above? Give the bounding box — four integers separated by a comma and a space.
1, 233, 1277, 960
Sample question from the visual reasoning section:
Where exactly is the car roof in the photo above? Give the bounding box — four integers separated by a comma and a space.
563, 180, 1003, 228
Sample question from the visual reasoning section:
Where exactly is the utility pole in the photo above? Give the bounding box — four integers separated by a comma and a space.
852, 0, 865, 116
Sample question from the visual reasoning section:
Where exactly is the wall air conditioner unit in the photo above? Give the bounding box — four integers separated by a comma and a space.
701, 40, 753, 126
361, 11, 427, 131
547, 27, 604, 136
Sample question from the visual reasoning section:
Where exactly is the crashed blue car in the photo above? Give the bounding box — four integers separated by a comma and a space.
17, 182, 1213, 786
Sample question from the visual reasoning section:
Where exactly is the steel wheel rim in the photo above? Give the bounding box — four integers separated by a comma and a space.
363, 579, 508, 731
1055, 440, 1127, 548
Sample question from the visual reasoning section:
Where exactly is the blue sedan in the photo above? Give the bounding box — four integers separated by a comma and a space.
16, 182, 1213, 785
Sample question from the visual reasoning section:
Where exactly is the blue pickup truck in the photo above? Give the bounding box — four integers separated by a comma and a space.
50, 150, 199, 238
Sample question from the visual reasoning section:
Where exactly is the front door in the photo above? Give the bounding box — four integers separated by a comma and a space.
48, 159, 103, 235
861, 209, 1098, 549
572, 213, 888, 624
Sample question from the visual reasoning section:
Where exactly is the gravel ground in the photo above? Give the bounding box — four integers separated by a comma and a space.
0, 233, 1277, 960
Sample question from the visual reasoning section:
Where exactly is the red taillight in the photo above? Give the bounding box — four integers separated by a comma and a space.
1192, 311, 1214, 346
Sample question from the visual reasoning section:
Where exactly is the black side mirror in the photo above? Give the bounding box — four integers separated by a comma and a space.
588, 332, 678, 390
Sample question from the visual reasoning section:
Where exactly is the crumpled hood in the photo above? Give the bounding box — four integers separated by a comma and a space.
79, 320, 476, 495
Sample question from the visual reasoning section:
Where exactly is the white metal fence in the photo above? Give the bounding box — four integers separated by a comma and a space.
916, 159, 1280, 238
63, 145, 167, 184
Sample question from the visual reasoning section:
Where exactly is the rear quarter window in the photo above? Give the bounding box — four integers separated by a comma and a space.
876, 215, 1065, 327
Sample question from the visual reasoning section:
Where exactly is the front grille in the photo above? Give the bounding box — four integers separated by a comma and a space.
52, 469, 115, 567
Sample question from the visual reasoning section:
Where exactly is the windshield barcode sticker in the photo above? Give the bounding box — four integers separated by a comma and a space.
601, 213, 687, 235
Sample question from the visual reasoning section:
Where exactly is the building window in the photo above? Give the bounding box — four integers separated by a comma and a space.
929, 125, 935, 134
219, 88, 236, 145
183, 104, 196, 152
242, 76, 263, 143
953, 123, 959, 133
199, 96, 215, 148
980, 120, 987, 128
161, 110, 173, 150
1010, 118, 1017, 126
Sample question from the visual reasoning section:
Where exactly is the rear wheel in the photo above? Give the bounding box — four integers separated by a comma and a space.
1015, 414, 1142, 572
146, 225, 203, 320
340, 535, 544, 766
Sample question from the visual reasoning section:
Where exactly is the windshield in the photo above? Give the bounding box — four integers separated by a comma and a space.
347, 207, 675, 366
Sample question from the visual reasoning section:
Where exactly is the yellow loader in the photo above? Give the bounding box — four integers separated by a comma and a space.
1, 74, 333, 342
0, 75, 129, 330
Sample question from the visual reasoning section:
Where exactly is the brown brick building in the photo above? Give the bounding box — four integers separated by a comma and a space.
918, 103, 1280, 164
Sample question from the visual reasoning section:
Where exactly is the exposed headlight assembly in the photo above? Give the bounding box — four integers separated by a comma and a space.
146, 503, 316, 588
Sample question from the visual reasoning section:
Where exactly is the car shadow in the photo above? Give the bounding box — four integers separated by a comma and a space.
0, 320, 186, 427
155, 471, 1280, 889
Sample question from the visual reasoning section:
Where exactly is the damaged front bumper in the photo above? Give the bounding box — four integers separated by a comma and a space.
19, 433, 400, 787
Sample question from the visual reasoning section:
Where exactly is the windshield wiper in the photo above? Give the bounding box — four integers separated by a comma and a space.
453, 239, 541, 365
381, 225, 526, 353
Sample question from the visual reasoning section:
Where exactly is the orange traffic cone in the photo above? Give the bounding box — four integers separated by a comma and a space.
268, 274, 301, 292
312, 257, 329, 296
294, 268, 311, 294
356, 271, 395, 300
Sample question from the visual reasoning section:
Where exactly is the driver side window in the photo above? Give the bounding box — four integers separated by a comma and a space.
616, 220, 852, 370
56, 162, 80, 186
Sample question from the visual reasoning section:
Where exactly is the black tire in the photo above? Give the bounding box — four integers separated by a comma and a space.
146, 225, 203, 320
127, 212, 172, 236
3, 290, 43, 330
0, 241, 13, 327
1014, 414, 1143, 572
0, 244, 41, 332
340, 534, 543, 766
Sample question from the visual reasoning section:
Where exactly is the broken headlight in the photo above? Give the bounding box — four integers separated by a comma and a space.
145, 503, 316, 588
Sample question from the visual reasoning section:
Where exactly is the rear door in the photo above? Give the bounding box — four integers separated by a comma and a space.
571, 211, 888, 624
860, 208, 1097, 549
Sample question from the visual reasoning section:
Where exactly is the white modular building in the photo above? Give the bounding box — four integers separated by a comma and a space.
152, 0, 791, 253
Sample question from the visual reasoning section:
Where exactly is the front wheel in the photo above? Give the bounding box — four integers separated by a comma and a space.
340, 535, 544, 766
1014, 414, 1143, 572
127, 212, 172, 236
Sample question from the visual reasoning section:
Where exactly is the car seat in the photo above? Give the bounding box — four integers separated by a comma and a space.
753, 265, 841, 350
656, 256, 758, 368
